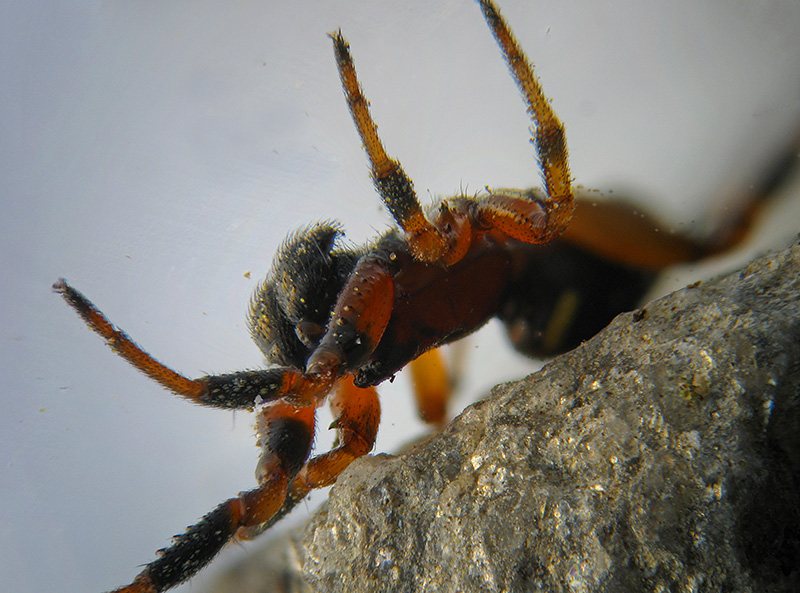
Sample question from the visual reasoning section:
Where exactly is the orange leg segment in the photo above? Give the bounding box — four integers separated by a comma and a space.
478, 0, 574, 238
408, 348, 450, 426
307, 254, 395, 376
476, 190, 554, 244
53, 279, 334, 409
239, 375, 381, 542
53, 279, 207, 400
292, 375, 380, 496
330, 30, 451, 263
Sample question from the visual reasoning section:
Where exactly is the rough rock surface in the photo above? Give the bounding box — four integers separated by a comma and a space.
210, 241, 800, 593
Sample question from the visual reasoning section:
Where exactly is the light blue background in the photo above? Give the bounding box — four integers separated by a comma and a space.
3, 2, 800, 592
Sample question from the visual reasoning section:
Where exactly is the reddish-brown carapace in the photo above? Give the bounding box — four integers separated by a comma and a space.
55, 1, 794, 592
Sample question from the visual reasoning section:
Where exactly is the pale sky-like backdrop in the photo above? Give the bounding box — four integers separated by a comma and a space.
3, 2, 800, 592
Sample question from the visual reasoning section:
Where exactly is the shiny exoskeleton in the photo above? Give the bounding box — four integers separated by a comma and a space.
54, 2, 794, 592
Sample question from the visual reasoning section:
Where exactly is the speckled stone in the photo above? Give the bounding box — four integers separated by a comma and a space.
209, 240, 800, 593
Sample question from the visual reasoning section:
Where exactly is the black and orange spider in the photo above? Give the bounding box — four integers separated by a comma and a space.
54, 2, 793, 592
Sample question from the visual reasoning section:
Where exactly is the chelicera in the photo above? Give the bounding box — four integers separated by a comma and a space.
55, 2, 788, 592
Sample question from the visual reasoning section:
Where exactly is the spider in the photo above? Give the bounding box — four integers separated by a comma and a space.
54, 2, 793, 592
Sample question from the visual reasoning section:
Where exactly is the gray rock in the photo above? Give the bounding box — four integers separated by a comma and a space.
209, 240, 800, 593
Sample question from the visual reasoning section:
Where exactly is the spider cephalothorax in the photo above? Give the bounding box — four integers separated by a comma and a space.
55, 2, 789, 592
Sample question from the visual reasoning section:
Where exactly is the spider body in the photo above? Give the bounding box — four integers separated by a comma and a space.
259, 221, 654, 394
255, 223, 513, 388
54, 2, 793, 592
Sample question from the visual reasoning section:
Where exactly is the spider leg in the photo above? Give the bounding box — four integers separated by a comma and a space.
408, 348, 449, 426
559, 198, 704, 270
330, 31, 454, 264
284, 377, 380, 522
305, 253, 395, 376
475, 0, 574, 243
108, 401, 317, 593
561, 124, 800, 270
297, 375, 380, 487
54, 279, 332, 409
240, 353, 450, 541
234, 375, 380, 543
